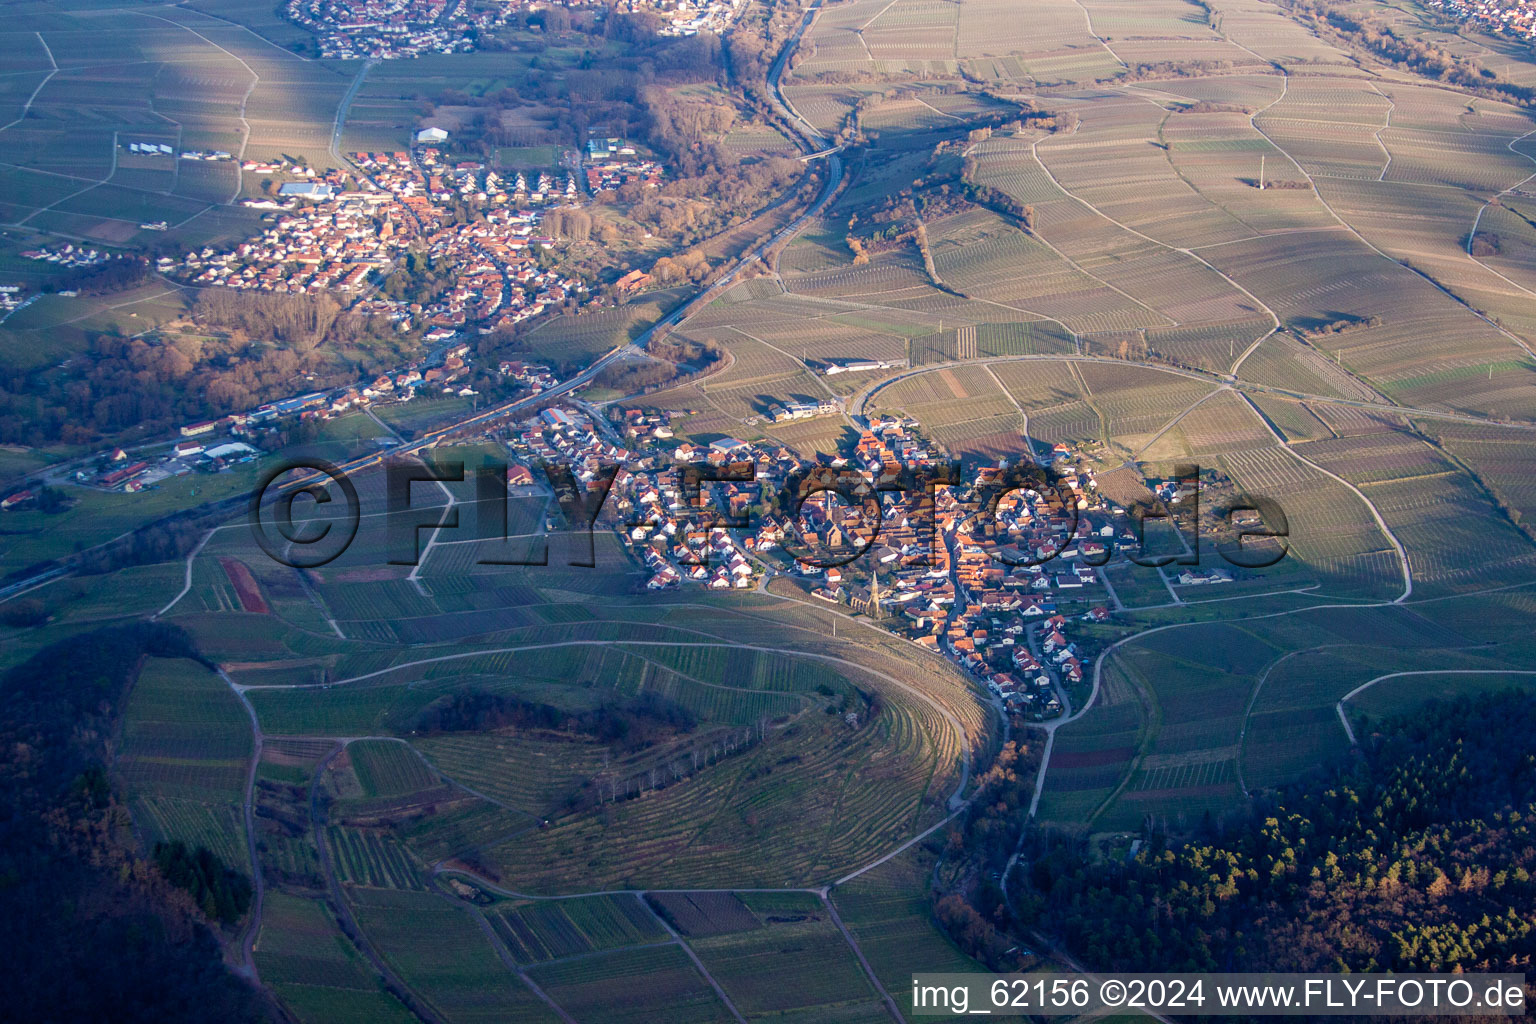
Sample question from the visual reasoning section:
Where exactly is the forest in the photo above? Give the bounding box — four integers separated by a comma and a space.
415, 687, 699, 749
0, 290, 420, 445
0, 624, 270, 1022
1013, 692, 1536, 974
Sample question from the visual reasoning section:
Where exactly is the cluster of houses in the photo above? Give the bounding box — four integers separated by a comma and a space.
22, 244, 118, 268
120, 140, 234, 161
497, 360, 560, 393
642, 415, 1131, 716
419, 144, 581, 207
484, 401, 1108, 715
124, 140, 175, 157
67, 438, 263, 494
284, 0, 507, 58
73, 337, 503, 495
0, 286, 28, 315
585, 139, 666, 193
610, 0, 748, 36
170, 149, 588, 335
486, 405, 1130, 718
1426, 0, 1536, 41
492, 407, 765, 591
240, 157, 323, 180
0, 488, 40, 511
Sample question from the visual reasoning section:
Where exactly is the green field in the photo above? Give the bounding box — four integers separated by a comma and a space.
118, 657, 252, 864
351, 887, 561, 1023
255, 892, 415, 1024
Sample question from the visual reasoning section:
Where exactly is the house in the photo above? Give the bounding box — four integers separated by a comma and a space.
416, 126, 449, 145
101, 461, 149, 488
615, 269, 650, 293
1, 490, 35, 511
180, 420, 217, 438
173, 440, 205, 458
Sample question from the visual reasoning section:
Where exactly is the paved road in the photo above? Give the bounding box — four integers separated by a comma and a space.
216, 667, 266, 983
329, 58, 376, 166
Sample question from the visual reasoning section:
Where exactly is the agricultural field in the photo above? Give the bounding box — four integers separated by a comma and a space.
254, 892, 415, 1024
683, 891, 881, 1016
351, 887, 562, 1023
117, 657, 253, 864
15, 0, 1536, 1016
487, 894, 667, 963
525, 943, 732, 1024
829, 847, 987, 1015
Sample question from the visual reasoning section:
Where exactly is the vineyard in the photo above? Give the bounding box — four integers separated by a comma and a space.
487, 894, 666, 963
526, 944, 730, 1024
351, 888, 560, 1023
255, 892, 414, 1024
116, 657, 252, 812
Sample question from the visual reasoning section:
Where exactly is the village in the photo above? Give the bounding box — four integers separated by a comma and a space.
283, 0, 507, 59
173, 132, 596, 335
475, 401, 1171, 723
1426, 0, 1536, 40
283, 0, 745, 58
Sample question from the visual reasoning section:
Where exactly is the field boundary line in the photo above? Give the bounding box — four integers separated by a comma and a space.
1465, 125, 1536, 300
129, 10, 258, 201
0, 32, 57, 136
1335, 669, 1536, 744
858, 0, 902, 31
640, 897, 749, 1024
459, 902, 579, 1024
307, 742, 449, 1024
1245, 71, 1536, 361
215, 667, 266, 984
1235, 642, 1349, 795
1026, 137, 1282, 357
1129, 384, 1221, 461
1368, 82, 1394, 181
154, 527, 215, 619
1068, 0, 1126, 68
982, 361, 1032, 452
724, 324, 855, 425
166, 2, 325, 64
820, 889, 905, 1023
1237, 390, 1412, 600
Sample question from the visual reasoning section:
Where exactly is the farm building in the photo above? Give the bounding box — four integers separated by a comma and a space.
277, 183, 335, 200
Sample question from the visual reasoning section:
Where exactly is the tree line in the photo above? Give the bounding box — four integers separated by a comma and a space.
415, 687, 699, 751
0, 289, 417, 446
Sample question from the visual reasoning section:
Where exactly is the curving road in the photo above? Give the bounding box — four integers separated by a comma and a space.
239, 637, 973, 812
